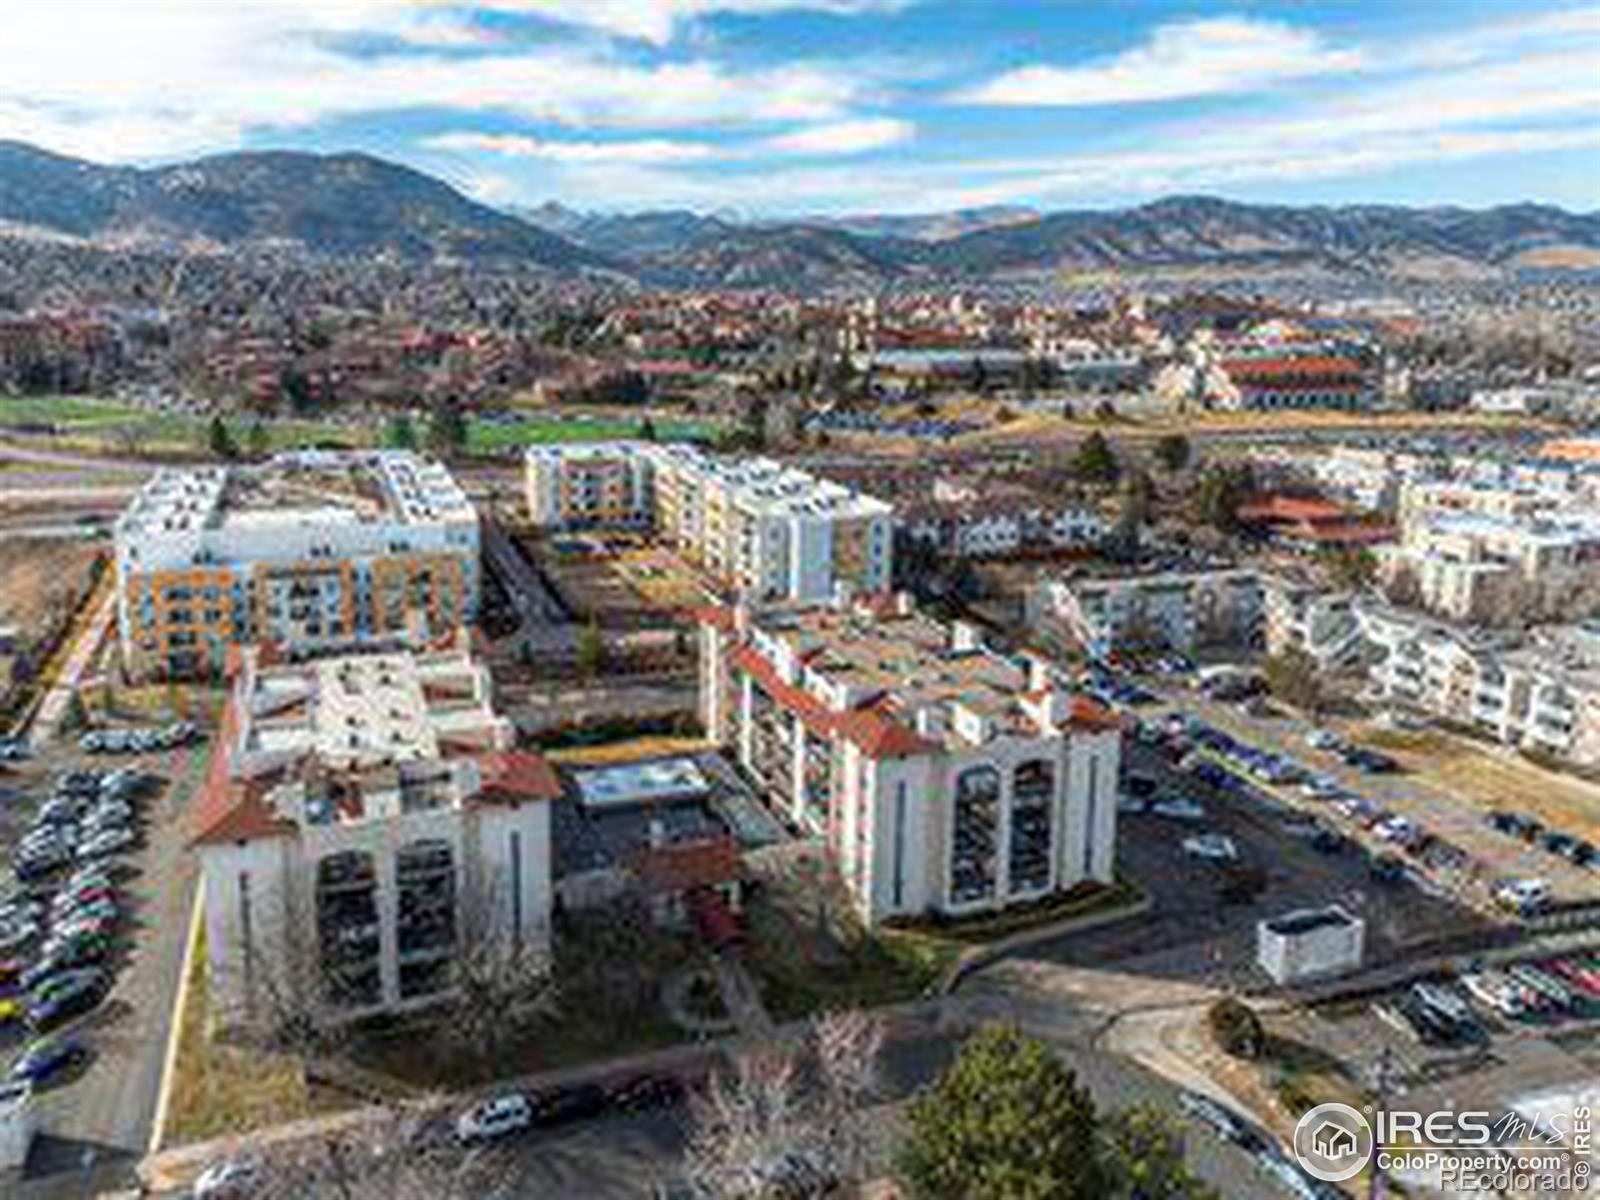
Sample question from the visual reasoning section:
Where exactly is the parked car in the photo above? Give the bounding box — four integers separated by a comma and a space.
1182, 833, 1239, 862
8, 1035, 89, 1086
29, 968, 109, 1029
76, 827, 136, 860
1493, 878, 1551, 915
1151, 796, 1206, 822
455, 1094, 533, 1143
193, 1157, 262, 1199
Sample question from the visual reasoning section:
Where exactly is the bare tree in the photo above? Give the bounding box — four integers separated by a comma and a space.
684, 1049, 807, 1198
813, 1008, 886, 1181
683, 1010, 887, 1198
445, 868, 557, 1065
237, 1099, 518, 1200
229, 884, 350, 1059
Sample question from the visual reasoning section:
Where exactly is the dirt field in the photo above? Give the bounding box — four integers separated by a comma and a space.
1354, 724, 1600, 843
0, 538, 100, 631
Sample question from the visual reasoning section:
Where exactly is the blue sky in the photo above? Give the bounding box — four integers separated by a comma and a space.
2, 1, 1596, 215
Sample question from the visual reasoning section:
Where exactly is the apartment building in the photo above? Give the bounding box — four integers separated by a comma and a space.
1215, 355, 1373, 411
699, 594, 1121, 925
192, 640, 557, 1025
1355, 604, 1600, 766
524, 443, 653, 529
1031, 567, 1264, 658
114, 451, 478, 680
525, 442, 893, 603
900, 481, 1107, 559
1378, 511, 1600, 621
1261, 575, 1363, 669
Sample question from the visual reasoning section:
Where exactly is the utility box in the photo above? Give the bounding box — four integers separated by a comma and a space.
1257, 905, 1364, 984
0, 1081, 35, 1171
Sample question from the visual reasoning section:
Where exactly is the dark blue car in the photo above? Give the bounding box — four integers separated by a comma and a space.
9, 1035, 88, 1085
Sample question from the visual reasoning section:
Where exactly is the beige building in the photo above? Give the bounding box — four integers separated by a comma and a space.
114, 451, 478, 680
192, 640, 557, 1025
699, 594, 1121, 925
526, 442, 894, 603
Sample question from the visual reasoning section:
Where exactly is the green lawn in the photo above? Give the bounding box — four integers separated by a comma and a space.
465, 414, 719, 452
0, 394, 719, 456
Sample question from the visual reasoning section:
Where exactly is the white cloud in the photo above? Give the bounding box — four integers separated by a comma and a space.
961, 17, 1360, 107
764, 116, 913, 155
0, 2, 874, 160
472, 0, 907, 45
426, 131, 717, 163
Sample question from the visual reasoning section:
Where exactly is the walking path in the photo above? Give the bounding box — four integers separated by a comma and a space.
26, 586, 113, 749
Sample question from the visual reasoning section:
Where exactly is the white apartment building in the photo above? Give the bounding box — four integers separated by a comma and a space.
525, 442, 894, 603
1031, 567, 1264, 659
1261, 575, 1363, 669
193, 641, 557, 1025
1378, 511, 1600, 621
114, 451, 479, 679
699, 594, 1121, 925
1355, 603, 1600, 766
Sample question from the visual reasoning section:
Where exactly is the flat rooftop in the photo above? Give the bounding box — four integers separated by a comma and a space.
751, 603, 1036, 733
118, 450, 474, 541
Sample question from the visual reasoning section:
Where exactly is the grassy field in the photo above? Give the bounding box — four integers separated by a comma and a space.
0, 394, 719, 456
465, 414, 719, 452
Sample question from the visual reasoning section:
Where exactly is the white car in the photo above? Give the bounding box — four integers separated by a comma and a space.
1182, 833, 1239, 861
455, 1093, 533, 1143
193, 1157, 260, 1198
1151, 796, 1206, 821
1493, 878, 1550, 915
1304, 728, 1341, 751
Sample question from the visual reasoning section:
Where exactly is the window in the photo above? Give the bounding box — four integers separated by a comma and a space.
1010, 760, 1054, 894
509, 830, 524, 951
892, 782, 908, 909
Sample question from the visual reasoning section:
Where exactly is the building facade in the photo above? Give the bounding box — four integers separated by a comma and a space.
525, 442, 893, 603
1355, 604, 1600, 766
192, 641, 557, 1025
699, 593, 1121, 926
114, 451, 479, 680
1031, 567, 1264, 658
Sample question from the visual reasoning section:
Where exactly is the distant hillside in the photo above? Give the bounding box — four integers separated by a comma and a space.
0, 140, 1595, 287
0, 141, 606, 269
920, 196, 1600, 280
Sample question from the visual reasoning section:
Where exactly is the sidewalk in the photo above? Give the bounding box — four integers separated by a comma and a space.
27, 585, 113, 749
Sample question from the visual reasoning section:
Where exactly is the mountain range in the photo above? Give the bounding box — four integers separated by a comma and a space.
0, 140, 1596, 288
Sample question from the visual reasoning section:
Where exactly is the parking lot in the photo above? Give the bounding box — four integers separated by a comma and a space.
0, 723, 209, 1197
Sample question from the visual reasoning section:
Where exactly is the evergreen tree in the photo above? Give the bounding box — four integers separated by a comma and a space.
245, 417, 270, 460
1102, 1104, 1221, 1200
898, 1025, 1104, 1200
426, 407, 468, 458
1153, 433, 1192, 473
206, 415, 238, 460
384, 414, 419, 451
1071, 431, 1121, 485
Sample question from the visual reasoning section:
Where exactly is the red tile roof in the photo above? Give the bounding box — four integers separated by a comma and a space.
730, 643, 937, 760
631, 836, 741, 894
473, 751, 564, 804
1221, 355, 1365, 381
1068, 695, 1122, 733
190, 692, 295, 846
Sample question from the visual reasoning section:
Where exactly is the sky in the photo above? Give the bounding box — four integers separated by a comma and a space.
1, 0, 1597, 216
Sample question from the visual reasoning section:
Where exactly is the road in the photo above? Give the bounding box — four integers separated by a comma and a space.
479, 516, 576, 654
